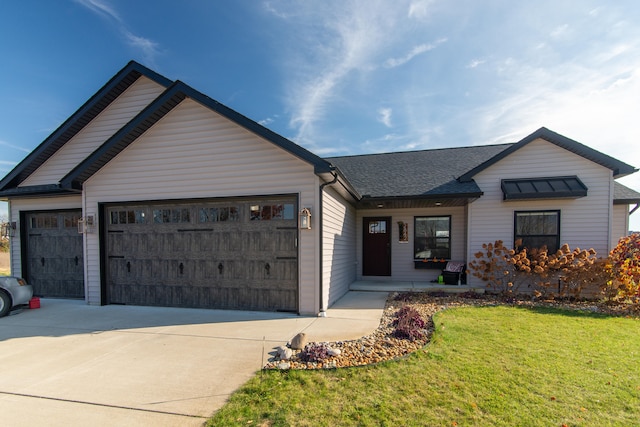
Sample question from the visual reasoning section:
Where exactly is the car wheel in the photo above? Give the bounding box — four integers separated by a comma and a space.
0, 291, 11, 317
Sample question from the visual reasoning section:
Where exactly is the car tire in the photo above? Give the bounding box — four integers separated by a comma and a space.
0, 291, 11, 317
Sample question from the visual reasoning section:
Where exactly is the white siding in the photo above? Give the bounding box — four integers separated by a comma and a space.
356, 206, 467, 282
83, 99, 320, 314
21, 77, 166, 186
8, 196, 82, 279
611, 204, 629, 249
467, 138, 614, 285
322, 186, 356, 309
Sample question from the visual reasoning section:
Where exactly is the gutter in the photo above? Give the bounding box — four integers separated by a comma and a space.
317, 171, 339, 316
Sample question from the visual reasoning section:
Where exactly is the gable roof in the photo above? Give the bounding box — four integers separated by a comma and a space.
0, 62, 333, 197
60, 80, 332, 190
326, 144, 512, 203
459, 127, 638, 182
0, 61, 173, 193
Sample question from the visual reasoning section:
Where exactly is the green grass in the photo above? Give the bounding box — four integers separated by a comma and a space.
208, 305, 640, 427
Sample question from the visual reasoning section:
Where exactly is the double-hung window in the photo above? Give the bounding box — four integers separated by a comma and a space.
514, 210, 560, 253
414, 216, 451, 259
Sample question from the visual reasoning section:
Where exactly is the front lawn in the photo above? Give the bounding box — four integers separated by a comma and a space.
208, 303, 640, 426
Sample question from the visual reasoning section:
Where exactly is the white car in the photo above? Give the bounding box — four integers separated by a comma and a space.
0, 277, 34, 317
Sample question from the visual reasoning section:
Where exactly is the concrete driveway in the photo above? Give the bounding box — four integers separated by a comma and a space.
0, 292, 386, 426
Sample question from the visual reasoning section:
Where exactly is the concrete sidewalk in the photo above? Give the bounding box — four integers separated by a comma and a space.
0, 291, 387, 427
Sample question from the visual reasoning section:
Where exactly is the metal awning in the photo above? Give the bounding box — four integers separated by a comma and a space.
501, 176, 588, 201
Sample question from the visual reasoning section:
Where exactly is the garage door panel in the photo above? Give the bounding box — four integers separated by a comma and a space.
26, 210, 84, 299
105, 197, 298, 311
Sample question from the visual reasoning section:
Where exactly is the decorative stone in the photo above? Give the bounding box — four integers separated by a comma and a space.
290, 332, 308, 350
327, 347, 341, 356
277, 346, 293, 360
277, 362, 291, 370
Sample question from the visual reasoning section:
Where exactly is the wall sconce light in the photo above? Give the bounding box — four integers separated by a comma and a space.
78, 215, 96, 234
1, 222, 16, 238
299, 208, 312, 230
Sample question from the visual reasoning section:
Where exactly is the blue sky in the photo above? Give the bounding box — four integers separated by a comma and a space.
2, 0, 640, 230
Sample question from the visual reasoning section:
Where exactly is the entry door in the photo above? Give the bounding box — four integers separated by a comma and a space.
362, 217, 391, 276
25, 210, 84, 298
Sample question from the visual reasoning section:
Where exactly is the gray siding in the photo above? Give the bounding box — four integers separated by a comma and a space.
20, 77, 166, 186
322, 186, 356, 308
611, 203, 629, 248
83, 99, 320, 313
467, 138, 614, 285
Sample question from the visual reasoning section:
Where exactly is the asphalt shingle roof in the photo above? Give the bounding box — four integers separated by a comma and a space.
614, 181, 640, 204
326, 144, 513, 198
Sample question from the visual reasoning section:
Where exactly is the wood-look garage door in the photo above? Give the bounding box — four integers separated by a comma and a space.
25, 210, 84, 298
105, 196, 298, 311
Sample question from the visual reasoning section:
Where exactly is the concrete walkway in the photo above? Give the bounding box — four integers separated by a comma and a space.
0, 291, 387, 427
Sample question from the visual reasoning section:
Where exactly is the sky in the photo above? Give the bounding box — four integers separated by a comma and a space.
1, 0, 640, 230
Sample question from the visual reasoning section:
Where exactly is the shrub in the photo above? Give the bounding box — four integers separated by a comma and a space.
605, 233, 640, 303
468, 239, 603, 299
392, 306, 426, 340
298, 343, 331, 363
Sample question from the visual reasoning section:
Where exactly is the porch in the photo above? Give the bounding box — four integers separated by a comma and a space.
349, 280, 485, 294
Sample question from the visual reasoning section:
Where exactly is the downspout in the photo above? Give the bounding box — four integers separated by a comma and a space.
318, 172, 339, 317
630, 203, 640, 215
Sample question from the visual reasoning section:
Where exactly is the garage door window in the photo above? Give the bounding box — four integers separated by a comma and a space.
31, 215, 58, 229
153, 208, 190, 224
110, 210, 146, 225
199, 206, 239, 222
251, 203, 295, 220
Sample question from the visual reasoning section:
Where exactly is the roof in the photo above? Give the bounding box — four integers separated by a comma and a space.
614, 182, 640, 205
326, 144, 512, 201
1, 61, 638, 205
0, 62, 332, 198
0, 61, 173, 194
459, 127, 638, 181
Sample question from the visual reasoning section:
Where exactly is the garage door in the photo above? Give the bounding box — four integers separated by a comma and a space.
105, 196, 298, 311
25, 210, 84, 298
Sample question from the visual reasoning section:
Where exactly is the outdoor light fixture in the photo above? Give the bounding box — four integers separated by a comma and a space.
1, 222, 16, 238
78, 215, 96, 234
299, 208, 312, 230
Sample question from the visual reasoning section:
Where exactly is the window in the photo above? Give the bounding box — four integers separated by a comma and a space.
368, 221, 387, 234
30, 215, 58, 229
250, 203, 295, 220
414, 216, 451, 259
199, 206, 239, 223
514, 210, 560, 253
110, 210, 146, 225
153, 208, 190, 224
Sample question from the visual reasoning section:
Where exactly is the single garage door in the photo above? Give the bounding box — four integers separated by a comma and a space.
105, 196, 298, 311
25, 210, 84, 298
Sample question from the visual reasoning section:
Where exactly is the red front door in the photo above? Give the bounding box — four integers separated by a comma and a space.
362, 217, 391, 276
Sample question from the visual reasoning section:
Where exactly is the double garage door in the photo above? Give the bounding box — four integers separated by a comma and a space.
105, 196, 298, 312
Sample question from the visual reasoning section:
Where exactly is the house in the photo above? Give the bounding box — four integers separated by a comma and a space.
2, 61, 639, 315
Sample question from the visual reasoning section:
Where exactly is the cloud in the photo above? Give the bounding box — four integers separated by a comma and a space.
408, 0, 436, 19
466, 58, 486, 69
384, 38, 446, 68
0, 140, 31, 153
377, 108, 393, 127
75, 0, 161, 65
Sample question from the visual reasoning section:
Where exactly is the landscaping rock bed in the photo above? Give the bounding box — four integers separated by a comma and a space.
264, 291, 639, 370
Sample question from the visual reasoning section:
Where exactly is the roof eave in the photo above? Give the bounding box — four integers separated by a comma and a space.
0, 61, 173, 192
459, 127, 638, 182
